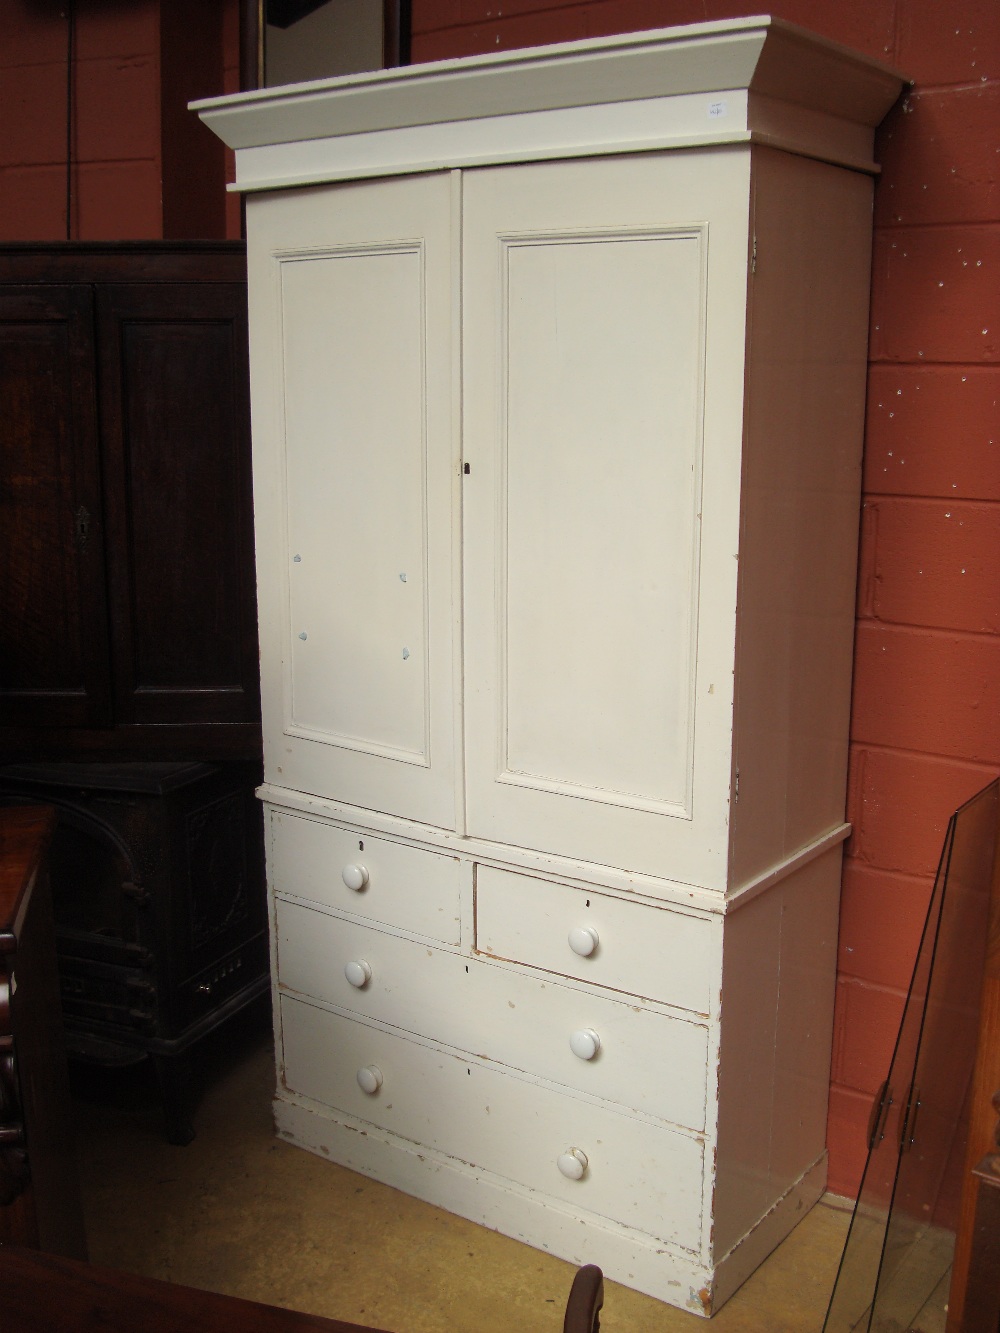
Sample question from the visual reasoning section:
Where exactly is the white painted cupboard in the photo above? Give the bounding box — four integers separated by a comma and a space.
197, 18, 903, 1313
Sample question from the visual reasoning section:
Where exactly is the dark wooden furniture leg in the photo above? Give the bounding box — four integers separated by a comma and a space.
0, 806, 87, 1258
563, 1263, 604, 1333
152, 1050, 196, 1147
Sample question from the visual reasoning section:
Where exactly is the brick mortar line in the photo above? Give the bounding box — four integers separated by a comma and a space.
896, 79, 1000, 95
859, 493, 1000, 506
828, 1082, 878, 1099
841, 856, 941, 886
868, 360, 1000, 371
0, 158, 160, 170
0, 54, 155, 70
873, 219, 1000, 233
835, 975, 911, 1000
846, 738, 1000, 769
853, 619, 1000, 641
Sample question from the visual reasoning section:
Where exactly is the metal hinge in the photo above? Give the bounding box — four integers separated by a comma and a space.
867, 1079, 892, 1151
899, 1086, 921, 1154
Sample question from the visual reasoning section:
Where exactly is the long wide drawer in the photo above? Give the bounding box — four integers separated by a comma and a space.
276, 900, 709, 1131
268, 808, 464, 945
475, 865, 719, 1015
279, 994, 705, 1251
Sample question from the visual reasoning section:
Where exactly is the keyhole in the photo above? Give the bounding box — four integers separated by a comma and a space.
75, 505, 90, 550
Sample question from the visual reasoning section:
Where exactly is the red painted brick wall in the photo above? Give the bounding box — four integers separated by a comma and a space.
2, 0, 158, 239
411, 0, 1000, 1199
0, 0, 238, 240
836, 1, 999, 1199
222, 0, 245, 240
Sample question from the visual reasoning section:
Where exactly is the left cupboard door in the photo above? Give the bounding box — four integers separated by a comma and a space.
0, 286, 111, 729
246, 172, 462, 830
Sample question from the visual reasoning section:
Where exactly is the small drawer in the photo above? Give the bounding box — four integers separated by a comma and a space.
276, 900, 709, 1131
280, 995, 704, 1251
268, 809, 464, 944
475, 865, 718, 1014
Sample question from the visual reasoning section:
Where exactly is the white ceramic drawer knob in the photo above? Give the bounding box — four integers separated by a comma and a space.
568, 925, 599, 958
569, 1028, 601, 1061
342, 863, 369, 892
344, 959, 372, 989
356, 1064, 382, 1095
557, 1148, 589, 1181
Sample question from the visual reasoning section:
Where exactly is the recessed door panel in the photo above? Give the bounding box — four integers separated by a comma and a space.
247, 174, 460, 828
0, 285, 110, 728
282, 246, 428, 758
97, 283, 257, 727
502, 230, 702, 812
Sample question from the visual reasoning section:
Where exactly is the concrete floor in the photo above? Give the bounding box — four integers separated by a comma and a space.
71, 1010, 851, 1332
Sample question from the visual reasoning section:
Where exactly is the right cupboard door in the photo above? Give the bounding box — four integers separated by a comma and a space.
461, 152, 750, 885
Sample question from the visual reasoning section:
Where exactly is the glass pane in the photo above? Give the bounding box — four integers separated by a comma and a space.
823, 778, 1000, 1333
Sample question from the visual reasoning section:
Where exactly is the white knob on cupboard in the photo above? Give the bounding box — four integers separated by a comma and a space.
569, 1028, 601, 1061
344, 959, 372, 989
356, 1065, 383, 1095
568, 926, 599, 958
342, 863, 369, 892
557, 1148, 589, 1180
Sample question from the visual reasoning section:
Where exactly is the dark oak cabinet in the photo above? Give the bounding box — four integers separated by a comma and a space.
0, 246, 266, 1142
0, 244, 260, 760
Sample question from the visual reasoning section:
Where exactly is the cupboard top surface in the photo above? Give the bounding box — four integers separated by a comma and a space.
195, 16, 905, 191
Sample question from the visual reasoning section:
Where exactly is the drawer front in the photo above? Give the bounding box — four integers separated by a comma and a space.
280, 995, 705, 1250
268, 809, 464, 944
475, 866, 718, 1014
276, 901, 708, 1130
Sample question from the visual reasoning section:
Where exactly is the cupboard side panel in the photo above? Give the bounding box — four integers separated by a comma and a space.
730, 148, 874, 887
713, 850, 841, 1270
